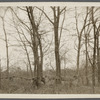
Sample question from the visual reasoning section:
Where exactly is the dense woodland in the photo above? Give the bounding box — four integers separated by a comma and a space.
0, 6, 100, 94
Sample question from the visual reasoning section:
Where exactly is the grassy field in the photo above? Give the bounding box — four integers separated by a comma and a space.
0, 68, 98, 94
0, 77, 99, 94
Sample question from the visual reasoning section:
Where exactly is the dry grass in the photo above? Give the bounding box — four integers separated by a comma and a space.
0, 78, 99, 94
0, 69, 99, 94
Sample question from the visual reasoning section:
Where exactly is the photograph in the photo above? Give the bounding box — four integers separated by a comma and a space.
0, 2, 99, 96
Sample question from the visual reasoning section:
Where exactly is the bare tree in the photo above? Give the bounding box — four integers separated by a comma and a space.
10, 6, 45, 87
97, 24, 100, 84
36, 6, 66, 84
2, 17, 9, 79
91, 7, 96, 93
75, 7, 89, 84
83, 18, 92, 86
17, 28, 33, 78
26, 6, 43, 86
12, 11, 34, 78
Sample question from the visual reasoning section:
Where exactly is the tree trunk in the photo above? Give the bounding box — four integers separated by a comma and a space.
39, 39, 43, 78
97, 24, 100, 84
75, 7, 89, 86
98, 48, 100, 84
26, 64, 29, 78
2, 18, 9, 79
31, 34, 37, 77
26, 7, 42, 86
25, 46, 33, 78
85, 34, 89, 85
92, 7, 96, 93
77, 37, 81, 85
53, 7, 61, 84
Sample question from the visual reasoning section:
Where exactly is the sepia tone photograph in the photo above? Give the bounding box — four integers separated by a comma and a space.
0, 2, 99, 96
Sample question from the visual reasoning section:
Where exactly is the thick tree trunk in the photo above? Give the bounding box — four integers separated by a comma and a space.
53, 7, 61, 84
39, 39, 43, 78
31, 35, 37, 77
26, 7, 42, 86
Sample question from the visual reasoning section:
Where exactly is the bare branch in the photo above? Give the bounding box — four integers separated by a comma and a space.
35, 7, 54, 25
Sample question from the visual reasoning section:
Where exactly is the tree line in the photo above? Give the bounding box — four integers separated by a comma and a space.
0, 6, 100, 93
